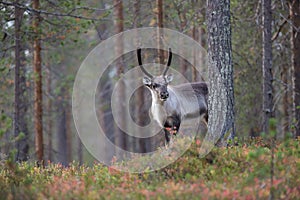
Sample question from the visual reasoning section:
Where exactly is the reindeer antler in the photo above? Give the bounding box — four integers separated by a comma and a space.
163, 48, 172, 76
137, 48, 153, 78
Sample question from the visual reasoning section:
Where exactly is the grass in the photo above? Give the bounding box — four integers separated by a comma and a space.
0, 137, 299, 199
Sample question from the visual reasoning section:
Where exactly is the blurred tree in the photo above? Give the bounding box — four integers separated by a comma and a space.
133, 0, 149, 153
56, 92, 68, 166
262, 0, 274, 134
0, 0, 109, 164
45, 55, 53, 161
54, 73, 73, 166
271, 1, 291, 137
14, 0, 29, 161
289, 0, 300, 137
156, 0, 164, 68
32, 0, 44, 164
113, 0, 127, 154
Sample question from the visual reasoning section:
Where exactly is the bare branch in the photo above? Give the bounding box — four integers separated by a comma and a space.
1, 45, 15, 52
272, 14, 289, 41
279, 12, 299, 32
0, 1, 111, 21
92, 20, 103, 40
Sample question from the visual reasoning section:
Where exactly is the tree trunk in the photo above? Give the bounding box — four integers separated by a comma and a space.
289, 0, 300, 137
133, 0, 147, 153
14, 1, 29, 161
33, 0, 43, 163
156, 0, 163, 29
193, 26, 206, 82
113, 0, 126, 154
77, 137, 83, 165
281, 63, 291, 135
262, 0, 274, 134
114, 0, 124, 39
206, 0, 235, 143
66, 103, 72, 162
56, 96, 68, 166
156, 0, 164, 74
46, 61, 52, 162
133, 0, 141, 28
193, 0, 206, 82
192, 26, 198, 82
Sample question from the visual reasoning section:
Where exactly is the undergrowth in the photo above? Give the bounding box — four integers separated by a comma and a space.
0, 138, 299, 200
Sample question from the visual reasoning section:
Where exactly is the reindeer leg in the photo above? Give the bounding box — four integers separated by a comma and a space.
164, 116, 181, 146
164, 129, 171, 145
164, 117, 174, 146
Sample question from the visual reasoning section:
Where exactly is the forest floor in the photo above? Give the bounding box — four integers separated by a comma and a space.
0, 137, 299, 200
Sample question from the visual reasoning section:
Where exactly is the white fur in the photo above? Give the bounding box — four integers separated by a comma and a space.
149, 83, 206, 127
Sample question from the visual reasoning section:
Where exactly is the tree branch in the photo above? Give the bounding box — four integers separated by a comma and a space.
0, 1, 111, 21
272, 14, 289, 41
279, 12, 299, 32
1, 45, 15, 52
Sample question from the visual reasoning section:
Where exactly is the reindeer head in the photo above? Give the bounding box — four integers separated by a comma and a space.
137, 48, 173, 101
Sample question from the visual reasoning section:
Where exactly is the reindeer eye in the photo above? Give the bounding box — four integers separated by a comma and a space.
152, 83, 158, 89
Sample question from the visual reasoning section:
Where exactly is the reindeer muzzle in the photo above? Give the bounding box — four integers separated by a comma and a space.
160, 91, 169, 101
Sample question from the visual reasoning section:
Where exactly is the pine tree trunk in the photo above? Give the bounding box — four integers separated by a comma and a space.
56, 99, 67, 166
289, 0, 300, 137
178, 3, 187, 77
33, 0, 43, 163
46, 61, 52, 161
156, 0, 164, 74
206, 0, 235, 143
94, 0, 113, 162
156, 0, 163, 29
77, 137, 83, 165
192, 26, 198, 82
281, 63, 290, 135
133, 0, 141, 28
66, 104, 72, 162
14, 1, 29, 161
262, 0, 274, 134
113, 0, 126, 153
133, 0, 147, 153
193, 1, 206, 82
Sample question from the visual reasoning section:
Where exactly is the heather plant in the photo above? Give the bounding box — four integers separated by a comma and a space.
0, 138, 299, 199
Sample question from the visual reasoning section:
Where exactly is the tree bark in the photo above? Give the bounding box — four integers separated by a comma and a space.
77, 137, 83, 165
281, 63, 291, 135
133, 0, 141, 28
156, 0, 163, 29
156, 0, 164, 74
14, 1, 29, 161
113, 0, 126, 153
133, 0, 147, 153
114, 0, 124, 36
289, 0, 300, 137
206, 0, 235, 143
56, 97, 68, 166
46, 61, 52, 161
66, 102, 72, 162
33, 0, 43, 163
262, 0, 274, 134
192, 26, 198, 82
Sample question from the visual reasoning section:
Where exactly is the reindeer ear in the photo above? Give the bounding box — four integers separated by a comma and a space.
143, 76, 152, 86
165, 74, 173, 83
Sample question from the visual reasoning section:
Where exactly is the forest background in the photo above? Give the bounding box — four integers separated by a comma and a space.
0, 0, 299, 199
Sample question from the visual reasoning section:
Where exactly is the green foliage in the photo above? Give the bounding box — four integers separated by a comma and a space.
0, 113, 12, 138
231, 0, 263, 136
0, 139, 299, 199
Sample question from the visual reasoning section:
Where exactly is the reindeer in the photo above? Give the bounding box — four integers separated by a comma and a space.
137, 48, 208, 144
